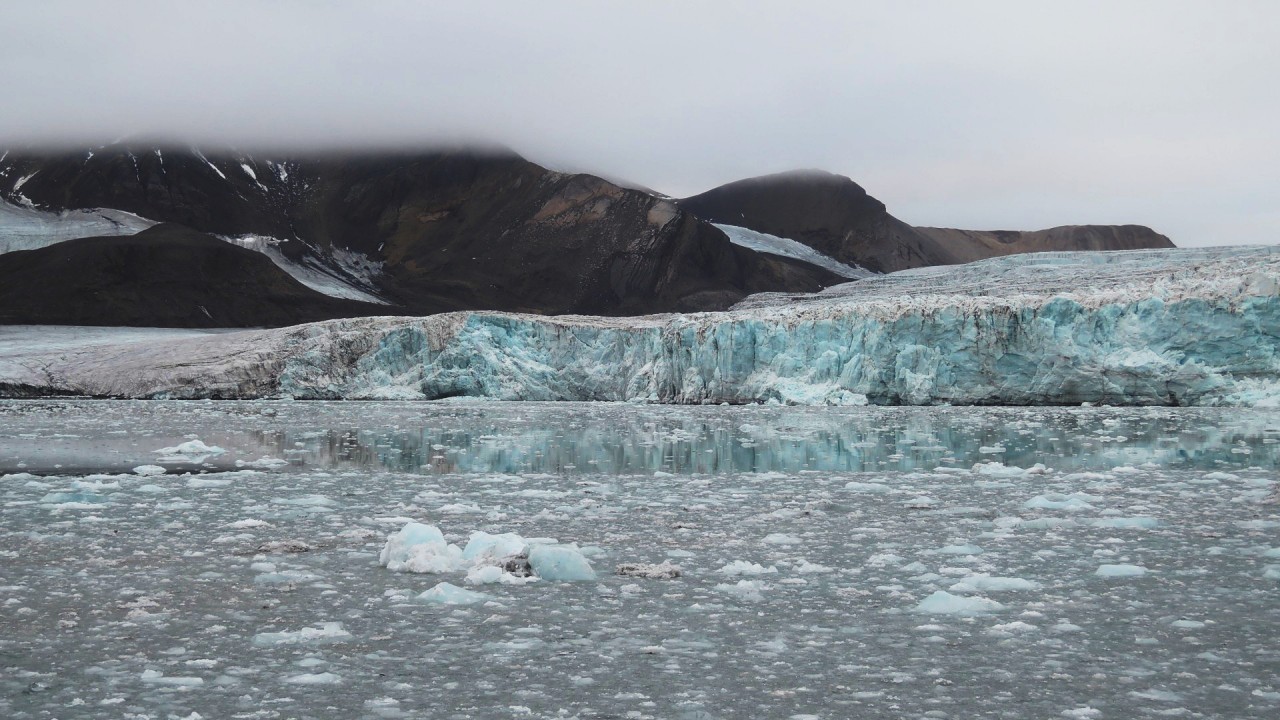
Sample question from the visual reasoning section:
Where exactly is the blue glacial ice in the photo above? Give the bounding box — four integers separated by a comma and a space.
527, 545, 597, 582
4, 246, 1280, 406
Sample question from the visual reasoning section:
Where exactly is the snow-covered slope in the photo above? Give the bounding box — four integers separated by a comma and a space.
0, 200, 387, 305
0, 199, 154, 253
221, 235, 388, 305
3, 247, 1279, 406
714, 223, 871, 279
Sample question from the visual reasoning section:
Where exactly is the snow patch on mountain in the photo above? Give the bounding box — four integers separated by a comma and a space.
221, 234, 388, 305
715, 223, 871, 279
0, 199, 156, 253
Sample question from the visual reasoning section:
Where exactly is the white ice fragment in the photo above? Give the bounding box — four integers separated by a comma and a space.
284, 672, 342, 685
949, 575, 1041, 593
714, 579, 767, 602
140, 669, 203, 686
1025, 493, 1096, 511
461, 531, 527, 564
251, 622, 351, 646
717, 560, 778, 576
132, 465, 166, 476
1095, 563, 1148, 578
935, 544, 984, 555
416, 582, 491, 605
154, 440, 225, 457
911, 590, 1004, 616
379, 522, 464, 574
528, 545, 596, 581
973, 461, 1048, 477
763, 533, 801, 545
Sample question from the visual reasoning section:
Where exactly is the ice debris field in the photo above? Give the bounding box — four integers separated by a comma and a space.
2, 400, 1279, 719
3, 245, 1280, 406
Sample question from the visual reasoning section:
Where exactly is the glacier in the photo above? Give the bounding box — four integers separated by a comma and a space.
2, 246, 1279, 406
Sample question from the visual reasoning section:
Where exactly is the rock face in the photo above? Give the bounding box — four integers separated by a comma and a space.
913, 225, 1175, 261
4, 247, 1277, 406
681, 170, 953, 273
681, 170, 1174, 273
0, 144, 842, 320
0, 224, 387, 327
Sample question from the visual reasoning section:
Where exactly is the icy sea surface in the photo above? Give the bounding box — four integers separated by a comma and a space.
2, 400, 1278, 719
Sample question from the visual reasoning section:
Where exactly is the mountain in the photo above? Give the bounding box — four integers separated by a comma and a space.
680, 170, 1173, 273
0, 224, 389, 327
912, 225, 1175, 261
0, 144, 843, 321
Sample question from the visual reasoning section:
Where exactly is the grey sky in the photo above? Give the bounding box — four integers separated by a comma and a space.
3, 1, 1277, 246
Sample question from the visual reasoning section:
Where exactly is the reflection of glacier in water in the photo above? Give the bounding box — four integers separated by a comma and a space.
2, 401, 1278, 477
250, 403, 1280, 476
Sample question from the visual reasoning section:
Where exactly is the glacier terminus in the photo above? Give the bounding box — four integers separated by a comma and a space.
3, 246, 1279, 406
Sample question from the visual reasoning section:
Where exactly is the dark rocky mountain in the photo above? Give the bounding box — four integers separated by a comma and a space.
0, 144, 842, 321
912, 224, 1175, 260
680, 170, 1173, 273
0, 224, 389, 327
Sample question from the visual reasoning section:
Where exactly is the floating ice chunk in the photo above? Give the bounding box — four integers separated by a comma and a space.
1096, 563, 1148, 578
949, 575, 1041, 593
1129, 689, 1182, 702
715, 579, 767, 602
274, 494, 334, 507
140, 669, 203, 686
988, 621, 1038, 635
718, 560, 778, 576
1020, 517, 1076, 529
464, 565, 537, 586
973, 462, 1048, 477
253, 569, 321, 584
132, 465, 166, 476
227, 518, 271, 529
528, 545, 595, 581
1024, 493, 1095, 511
936, 544, 983, 555
795, 560, 835, 574
1263, 565, 1280, 580
763, 533, 801, 545
154, 439, 225, 461
1061, 708, 1102, 718
844, 481, 889, 492
379, 522, 464, 573
251, 622, 351, 646
461, 531, 528, 564
1170, 619, 1205, 629
912, 590, 1004, 616
236, 457, 289, 469
1091, 516, 1159, 529
284, 672, 342, 685
416, 582, 491, 605
615, 561, 682, 579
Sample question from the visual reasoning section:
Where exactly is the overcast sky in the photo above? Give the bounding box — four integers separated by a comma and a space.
4, 1, 1277, 246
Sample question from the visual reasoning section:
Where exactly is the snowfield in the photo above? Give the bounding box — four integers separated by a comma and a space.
3, 246, 1279, 405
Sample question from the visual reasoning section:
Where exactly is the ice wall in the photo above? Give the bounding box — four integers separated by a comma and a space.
5, 247, 1280, 406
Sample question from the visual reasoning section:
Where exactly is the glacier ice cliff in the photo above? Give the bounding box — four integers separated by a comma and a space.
2, 246, 1279, 406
